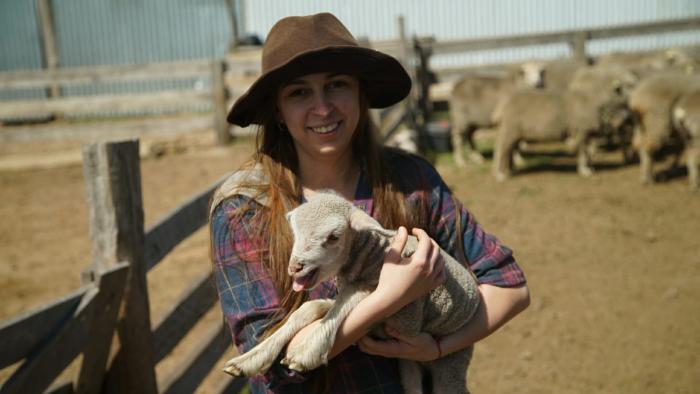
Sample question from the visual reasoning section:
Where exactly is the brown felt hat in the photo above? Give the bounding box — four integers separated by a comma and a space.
227, 12, 412, 127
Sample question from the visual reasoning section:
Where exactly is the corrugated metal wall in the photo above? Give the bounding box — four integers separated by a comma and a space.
2, 0, 700, 101
242, 0, 700, 68
0, 0, 233, 104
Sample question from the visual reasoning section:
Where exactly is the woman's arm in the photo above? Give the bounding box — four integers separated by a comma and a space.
286, 226, 447, 359
357, 283, 530, 360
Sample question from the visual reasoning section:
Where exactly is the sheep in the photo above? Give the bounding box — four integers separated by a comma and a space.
491, 65, 637, 181
596, 47, 699, 78
522, 58, 590, 93
629, 73, 700, 186
672, 90, 700, 191
223, 191, 481, 394
449, 65, 544, 167
385, 126, 420, 154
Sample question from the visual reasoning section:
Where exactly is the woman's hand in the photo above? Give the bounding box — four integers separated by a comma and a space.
358, 325, 440, 362
370, 226, 446, 319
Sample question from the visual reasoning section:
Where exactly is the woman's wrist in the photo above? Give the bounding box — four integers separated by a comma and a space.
433, 335, 443, 360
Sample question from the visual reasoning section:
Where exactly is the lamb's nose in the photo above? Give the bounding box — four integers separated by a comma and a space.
288, 258, 304, 275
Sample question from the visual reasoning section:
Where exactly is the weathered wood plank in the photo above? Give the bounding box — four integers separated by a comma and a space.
152, 271, 217, 362
429, 17, 700, 55
212, 60, 231, 145
89, 141, 157, 394
35, 0, 60, 98
0, 115, 213, 144
0, 60, 212, 90
144, 175, 226, 271
75, 263, 130, 394
0, 286, 88, 369
0, 288, 99, 394
210, 374, 249, 394
0, 90, 212, 119
0, 264, 128, 394
159, 322, 233, 394
45, 380, 74, 394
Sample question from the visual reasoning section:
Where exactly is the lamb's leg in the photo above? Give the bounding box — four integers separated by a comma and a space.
223, 299, 334, 377
283, 288, 370, 372
399, 360, 424, 394
429, 346, 473, 394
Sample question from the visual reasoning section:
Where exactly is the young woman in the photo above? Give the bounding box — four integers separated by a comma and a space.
210, 12, 529, 393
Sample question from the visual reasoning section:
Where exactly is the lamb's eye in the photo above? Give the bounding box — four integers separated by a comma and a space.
326, 234, 339, 243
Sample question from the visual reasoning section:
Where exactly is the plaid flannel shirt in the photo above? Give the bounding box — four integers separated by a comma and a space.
210, 154, 526, 393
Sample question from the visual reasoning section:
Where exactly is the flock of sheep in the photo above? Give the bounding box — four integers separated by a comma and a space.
438, 46, 700, 191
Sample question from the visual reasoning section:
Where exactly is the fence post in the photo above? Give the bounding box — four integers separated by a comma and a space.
82, 140, 158, 394
570, 31, 588, 61
212, 59, 232, 145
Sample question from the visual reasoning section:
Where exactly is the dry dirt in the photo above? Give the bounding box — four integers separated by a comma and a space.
1, 131, 698, 393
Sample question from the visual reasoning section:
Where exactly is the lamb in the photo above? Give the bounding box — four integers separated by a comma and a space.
672, 90, 700, 191
629, 73, 700, 186
223, 191, 481, 393
491, 65, 637, 181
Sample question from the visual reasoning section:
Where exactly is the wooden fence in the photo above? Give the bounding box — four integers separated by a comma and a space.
0, 140, 246, 393
0, 52, 260, 146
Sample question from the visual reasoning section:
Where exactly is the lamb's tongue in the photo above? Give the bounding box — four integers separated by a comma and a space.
292, 274, 314, 292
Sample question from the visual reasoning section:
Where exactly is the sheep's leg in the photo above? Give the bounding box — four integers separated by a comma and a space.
399, 360, 424, 394
492, 126, 517, 182
429, 346, 473, 394
452, 122, 467, 167
639, 148, 654, 184
577, 139, 594, 177
283, 288, 370, 372
465, 126, 485, 164
223, 299, 334, 377
688, 145, 699, 191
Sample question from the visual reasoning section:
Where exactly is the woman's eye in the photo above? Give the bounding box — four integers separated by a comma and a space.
288, 88, 308, 98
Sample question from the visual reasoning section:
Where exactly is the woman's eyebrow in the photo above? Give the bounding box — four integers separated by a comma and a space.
281, 79, 308, 88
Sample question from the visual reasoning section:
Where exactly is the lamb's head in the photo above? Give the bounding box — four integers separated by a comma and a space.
285, 191, 391, 292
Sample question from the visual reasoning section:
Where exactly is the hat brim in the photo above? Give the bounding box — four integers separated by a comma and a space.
227, 46, 412, 127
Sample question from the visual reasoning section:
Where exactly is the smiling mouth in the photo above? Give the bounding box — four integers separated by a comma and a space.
309, 122, 340, 134
292, 268, 319, 292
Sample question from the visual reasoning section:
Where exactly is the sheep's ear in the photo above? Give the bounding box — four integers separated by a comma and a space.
349, 207, 392, 235
285, 211, 293, 223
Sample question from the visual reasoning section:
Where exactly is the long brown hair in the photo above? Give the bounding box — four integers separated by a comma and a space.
225, 81, 428, 332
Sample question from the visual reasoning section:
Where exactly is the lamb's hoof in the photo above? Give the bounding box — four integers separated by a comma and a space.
281, 357, 308, 372
222, 363, 242, 377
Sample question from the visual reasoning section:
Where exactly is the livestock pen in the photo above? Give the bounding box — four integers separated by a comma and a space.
0, 140, 247, 393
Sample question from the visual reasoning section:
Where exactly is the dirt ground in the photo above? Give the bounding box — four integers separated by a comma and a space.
1, 130, 698, 393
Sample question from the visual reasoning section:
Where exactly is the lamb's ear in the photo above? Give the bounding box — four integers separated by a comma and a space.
348, 207, 393, 236
285, 211, 293, 224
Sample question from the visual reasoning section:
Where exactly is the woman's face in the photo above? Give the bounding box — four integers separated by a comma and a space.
276, 72, 360, 164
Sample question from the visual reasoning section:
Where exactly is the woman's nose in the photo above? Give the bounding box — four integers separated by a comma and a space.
311, 92, 333, 116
